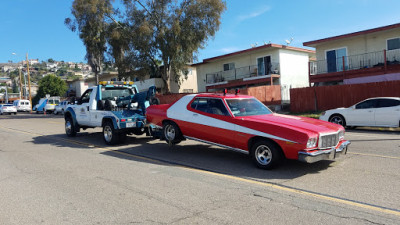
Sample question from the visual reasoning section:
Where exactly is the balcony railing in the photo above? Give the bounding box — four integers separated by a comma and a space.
310, 49, 400, 75
206, 63, 280, 85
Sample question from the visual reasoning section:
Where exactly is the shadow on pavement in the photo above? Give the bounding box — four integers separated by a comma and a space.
31, 132, 336, 181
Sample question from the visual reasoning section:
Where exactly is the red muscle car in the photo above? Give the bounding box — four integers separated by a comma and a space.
146, 92, 350, 169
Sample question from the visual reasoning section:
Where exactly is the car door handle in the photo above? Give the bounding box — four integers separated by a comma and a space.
193, 113, 198, 116
368, 110, 373, 112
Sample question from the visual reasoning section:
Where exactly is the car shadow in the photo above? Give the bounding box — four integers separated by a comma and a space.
31, 132, 337, 181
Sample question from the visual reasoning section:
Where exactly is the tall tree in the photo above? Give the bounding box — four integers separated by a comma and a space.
122, 0, 226, 93
32, 74, 68, 105
65, 0, 113, 84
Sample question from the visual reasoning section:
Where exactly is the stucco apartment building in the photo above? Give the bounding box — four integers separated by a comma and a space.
304, 23, 400, 86
193, 44, 315, 103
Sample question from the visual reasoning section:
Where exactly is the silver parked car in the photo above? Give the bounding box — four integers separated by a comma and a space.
54, 100, 70, 115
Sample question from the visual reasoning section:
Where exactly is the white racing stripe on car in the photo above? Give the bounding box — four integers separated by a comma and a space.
167, 95, 297, 143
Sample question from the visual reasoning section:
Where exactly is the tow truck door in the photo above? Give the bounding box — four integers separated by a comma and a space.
75, 88, 94, 126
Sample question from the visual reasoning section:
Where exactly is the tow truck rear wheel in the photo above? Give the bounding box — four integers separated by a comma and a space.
250, 140, 282, 170
103, 121, 119, 145
163, 121, 182, 145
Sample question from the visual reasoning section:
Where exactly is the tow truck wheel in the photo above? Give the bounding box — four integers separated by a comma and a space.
103, 121, 119, 145
163, 121, 182, 145
250, 140, 282, 170
65, 117, 77, 137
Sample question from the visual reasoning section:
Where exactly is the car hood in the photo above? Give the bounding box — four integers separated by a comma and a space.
239, 113, 342, 134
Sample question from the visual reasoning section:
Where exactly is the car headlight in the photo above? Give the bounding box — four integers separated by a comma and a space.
321, 111, 326, 116
338, 130, 345, 140
307, 137, 318, 148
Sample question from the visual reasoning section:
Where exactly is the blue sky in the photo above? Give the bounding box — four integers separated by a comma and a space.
1, 0, 400, 63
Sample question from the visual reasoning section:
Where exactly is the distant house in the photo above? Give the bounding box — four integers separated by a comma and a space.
303, 23, 400, 86
193, 44, 315, 103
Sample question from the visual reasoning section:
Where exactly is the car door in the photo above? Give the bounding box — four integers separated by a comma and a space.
183, 97, 238, 148
345, 99, 377, 126
374, 98, 400, 127
75, 88, 93, 126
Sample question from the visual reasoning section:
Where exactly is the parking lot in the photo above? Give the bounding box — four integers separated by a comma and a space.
0, 113, 399, 224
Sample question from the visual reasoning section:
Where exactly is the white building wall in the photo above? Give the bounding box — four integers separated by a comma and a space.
196, 48, 281, 92
135, 78, 165, 92
170, 66, 198, 93
278, 49, 310, 102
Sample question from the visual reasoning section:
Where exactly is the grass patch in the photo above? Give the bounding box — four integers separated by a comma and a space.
288, 111, 322, 119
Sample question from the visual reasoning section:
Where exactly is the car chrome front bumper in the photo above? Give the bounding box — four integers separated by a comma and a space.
298, 141, 351, 163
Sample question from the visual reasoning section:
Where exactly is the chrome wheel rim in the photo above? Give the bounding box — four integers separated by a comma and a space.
104, 126, 113, 142
330, 116, 344, 125
65, 120, 72, 134
255, 145, 272, 165
164, 124, 176, 141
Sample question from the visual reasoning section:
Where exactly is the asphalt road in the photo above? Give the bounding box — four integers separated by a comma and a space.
0, 113, 399, 225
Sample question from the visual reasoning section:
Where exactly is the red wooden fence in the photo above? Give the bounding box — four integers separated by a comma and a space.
290, 81, 400, 113
156, 85, 282, 105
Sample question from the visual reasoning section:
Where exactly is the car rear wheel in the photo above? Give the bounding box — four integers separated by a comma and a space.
163, 121, 182, 145
103, 121, 119, 145
329, 114, 346, 127
65, 117, 77, 137
250, 140, 282, 170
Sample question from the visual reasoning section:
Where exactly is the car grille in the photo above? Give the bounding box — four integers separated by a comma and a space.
319, 133, 339, 149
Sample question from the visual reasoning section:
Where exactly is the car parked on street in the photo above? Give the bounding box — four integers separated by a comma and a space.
0, 104, 17, 115
54, 100, 70, 115
146, 91, 350, 169
320, 97, 400, 128
33, 96, 60, 114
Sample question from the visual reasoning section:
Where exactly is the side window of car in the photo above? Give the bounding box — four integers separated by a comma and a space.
190, 98, 198, 109
206, 98, 230, 116
194, 98, 208, 112
377, 99, 400, 108
355, 100, 377, 109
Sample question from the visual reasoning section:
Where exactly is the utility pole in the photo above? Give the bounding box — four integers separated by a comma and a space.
26, 53, 33, 113
19, 67, 23, 99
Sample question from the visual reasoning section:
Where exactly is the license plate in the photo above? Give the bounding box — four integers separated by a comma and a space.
126, 122, 136, 128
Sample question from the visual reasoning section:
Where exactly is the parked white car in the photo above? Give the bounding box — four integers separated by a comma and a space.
320, 97, 400, 128
54, 100, 70, 115
0, 104, 17, 115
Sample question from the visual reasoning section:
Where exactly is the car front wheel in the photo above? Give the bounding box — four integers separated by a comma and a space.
250, 140, 283, 170
329, 114, 346, 127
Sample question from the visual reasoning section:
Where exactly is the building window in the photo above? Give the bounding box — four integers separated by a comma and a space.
326, 48, 347, 73
387, 38, 400, 50
257, 56, 271, 75
223, 63, 235, 71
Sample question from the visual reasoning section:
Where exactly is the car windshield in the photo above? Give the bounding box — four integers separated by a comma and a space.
49, 99, 60, 104
101, 87, 134, 100
226, 98, 272, 116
